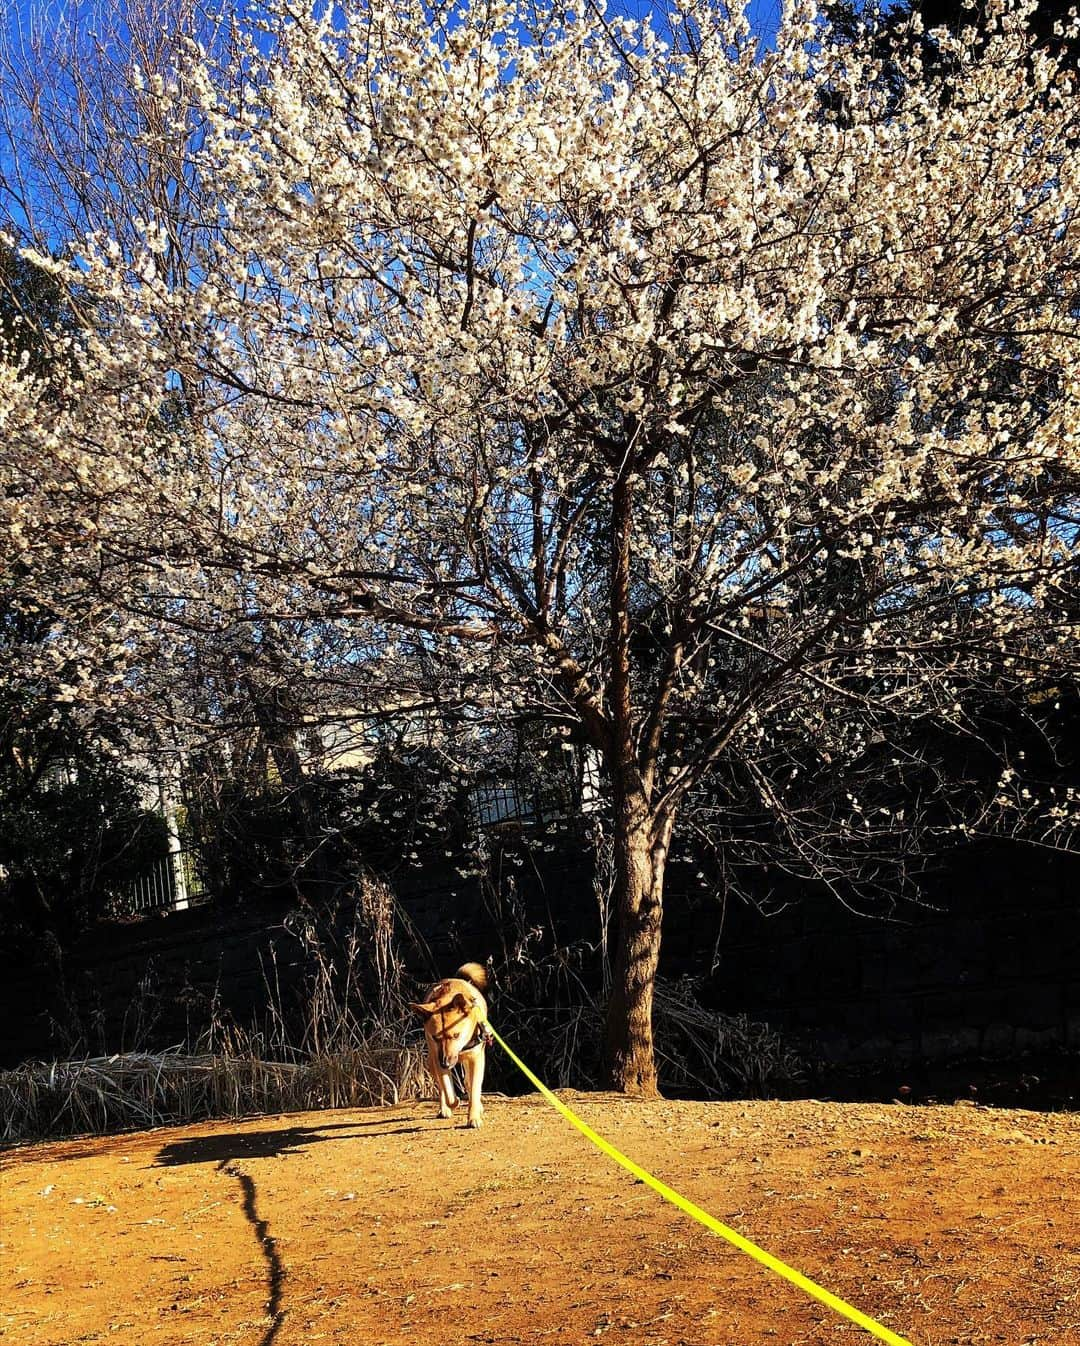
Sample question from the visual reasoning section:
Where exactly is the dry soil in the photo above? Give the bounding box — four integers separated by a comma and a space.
2, 1094, 1078, 1345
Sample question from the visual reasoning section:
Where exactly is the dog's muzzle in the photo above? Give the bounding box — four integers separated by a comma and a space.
440, 1023, 488, 1071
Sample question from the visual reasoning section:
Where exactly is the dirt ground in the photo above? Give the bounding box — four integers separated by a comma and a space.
2, 1094, 1078, 1346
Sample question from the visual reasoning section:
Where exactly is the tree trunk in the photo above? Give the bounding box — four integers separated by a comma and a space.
605, 807, 673, 1095
602, 457, 676, 1095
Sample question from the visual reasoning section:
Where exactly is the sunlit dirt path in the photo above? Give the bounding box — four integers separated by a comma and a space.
2, 1095, 1078, 1345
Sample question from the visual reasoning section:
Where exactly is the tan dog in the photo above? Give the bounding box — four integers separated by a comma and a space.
410, 962, 491, 1129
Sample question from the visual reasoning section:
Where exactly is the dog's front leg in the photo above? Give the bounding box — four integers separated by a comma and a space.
463, 1047, 485, 1129
427, 1040, 457, 1118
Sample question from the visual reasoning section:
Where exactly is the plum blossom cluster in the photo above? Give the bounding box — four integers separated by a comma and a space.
3, 0, 1078, 1086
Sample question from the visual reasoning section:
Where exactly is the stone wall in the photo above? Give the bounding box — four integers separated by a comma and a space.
673, 842, 1079, 1065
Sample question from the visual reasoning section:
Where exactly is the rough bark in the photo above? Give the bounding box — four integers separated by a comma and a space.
603, 460, 674, 1094
605, 806, 673, 1095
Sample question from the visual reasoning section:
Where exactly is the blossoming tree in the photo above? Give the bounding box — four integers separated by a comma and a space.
8, 0, 1079, 1090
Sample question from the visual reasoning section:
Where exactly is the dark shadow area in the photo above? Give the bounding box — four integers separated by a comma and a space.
801, 1048, 1080, 1112
217, 1158, 285, 1346
154, 1118, 432, 1166
2, 1113, 449, 1161
150, 1114, 445, 1346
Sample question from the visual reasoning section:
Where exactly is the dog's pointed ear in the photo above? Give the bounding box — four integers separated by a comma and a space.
409, 1000, 437, 1018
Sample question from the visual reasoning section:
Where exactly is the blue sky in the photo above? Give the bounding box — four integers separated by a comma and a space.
614, 0, 785, 43
0, 0, 785, 241
2, 0, 785, 50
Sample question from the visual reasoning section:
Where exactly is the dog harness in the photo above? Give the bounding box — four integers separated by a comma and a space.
461, 1022, 495, 1054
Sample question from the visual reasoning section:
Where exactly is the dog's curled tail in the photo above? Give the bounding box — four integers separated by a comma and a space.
457, 962, 489, 993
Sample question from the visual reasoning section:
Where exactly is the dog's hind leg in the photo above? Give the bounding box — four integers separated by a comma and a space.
428, 1039, 457, 1118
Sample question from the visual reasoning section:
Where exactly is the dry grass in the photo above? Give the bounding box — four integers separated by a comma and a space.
0, 1043, 430, 1144
0, 875, 432, 1144
653, 977, 805, 1095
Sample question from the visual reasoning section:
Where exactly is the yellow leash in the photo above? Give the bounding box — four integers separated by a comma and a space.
483, 1020, 912, 1346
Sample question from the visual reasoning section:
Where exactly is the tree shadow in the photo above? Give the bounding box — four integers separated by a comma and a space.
3, 1113, 434, 1164
154, 1118, 430, 1166
217, 1158, 286, 1346
152, 1114, 434, 1346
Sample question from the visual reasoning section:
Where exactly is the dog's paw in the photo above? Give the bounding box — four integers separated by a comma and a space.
465, 1112, 484, 1129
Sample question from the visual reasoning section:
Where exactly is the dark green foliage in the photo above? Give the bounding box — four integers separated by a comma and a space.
0, 241, 79, 385
0, 707, 169, 951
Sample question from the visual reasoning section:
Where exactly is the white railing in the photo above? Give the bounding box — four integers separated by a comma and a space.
113, 849, 206, 917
